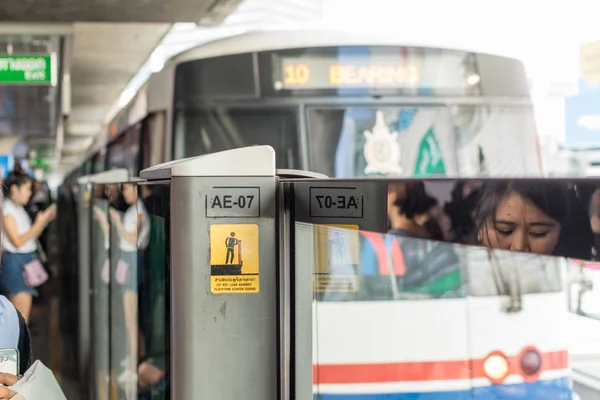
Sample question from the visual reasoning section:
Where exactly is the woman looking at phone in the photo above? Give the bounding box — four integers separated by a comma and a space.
0, 171, 56, 323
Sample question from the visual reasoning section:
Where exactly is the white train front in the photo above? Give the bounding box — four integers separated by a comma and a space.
301, 225, 573, 399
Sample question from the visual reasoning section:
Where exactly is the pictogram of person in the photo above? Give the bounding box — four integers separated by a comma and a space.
225, 232, 239, 264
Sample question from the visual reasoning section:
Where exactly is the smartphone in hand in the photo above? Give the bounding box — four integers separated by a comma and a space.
0, 348, 19, 376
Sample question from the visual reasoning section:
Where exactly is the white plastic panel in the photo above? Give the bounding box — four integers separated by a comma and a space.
140, 145, 276, 180
77, 168, 129, 184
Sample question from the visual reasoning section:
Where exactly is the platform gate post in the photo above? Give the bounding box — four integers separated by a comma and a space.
77, 169, 130, 398
286, 179, 389, 398
140, 146, 278, 400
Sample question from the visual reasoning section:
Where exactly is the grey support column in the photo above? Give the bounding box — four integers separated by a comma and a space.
141, 146, 278, 400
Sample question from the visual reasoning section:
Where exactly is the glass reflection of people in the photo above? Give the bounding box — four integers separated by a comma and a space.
91, 185, 114, 399
444, 181, 482, 244
387, 182, 431, 239
413, 196, 447, 242
474, 181, 593, 259
108, 183, 150, 384
384, 182, 460, 296
590, 188, 600, 254
136, 184, 170, 396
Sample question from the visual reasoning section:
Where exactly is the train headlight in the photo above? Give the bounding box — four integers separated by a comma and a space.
519, 347, 542, 379
483, 352, 510, 383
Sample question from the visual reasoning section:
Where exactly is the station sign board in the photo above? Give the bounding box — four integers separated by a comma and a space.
31, 157, 51, 172
0, 55, 52, 85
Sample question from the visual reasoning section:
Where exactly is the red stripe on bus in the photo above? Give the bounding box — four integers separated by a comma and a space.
313, 350, 568, 384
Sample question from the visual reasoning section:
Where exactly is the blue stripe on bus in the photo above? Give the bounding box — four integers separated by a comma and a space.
316, 377, 572, 400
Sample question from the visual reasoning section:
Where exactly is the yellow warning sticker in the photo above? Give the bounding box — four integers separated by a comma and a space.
313, 224, 360, 293
210, 224, 259, 294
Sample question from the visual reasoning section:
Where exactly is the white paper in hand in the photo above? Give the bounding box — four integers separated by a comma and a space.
9, 360, 67, 400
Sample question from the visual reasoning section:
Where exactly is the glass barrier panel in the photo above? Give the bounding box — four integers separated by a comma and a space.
91, 189, 111, 399
138, 183, 171, 399
299, 223, 571, 398
567, 260, 600, 377
106, 182, 146, 398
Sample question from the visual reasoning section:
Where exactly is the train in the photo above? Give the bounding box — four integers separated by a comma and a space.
62, 28, 541, 184
56, 29, 558, 399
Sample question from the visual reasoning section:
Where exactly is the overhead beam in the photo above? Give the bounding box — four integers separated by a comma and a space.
0, 136, 21, 154
66, 122, 103, 136
0, 23, 74, 35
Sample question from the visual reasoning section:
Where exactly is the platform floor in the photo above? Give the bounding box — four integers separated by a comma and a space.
28, 228, 81, 398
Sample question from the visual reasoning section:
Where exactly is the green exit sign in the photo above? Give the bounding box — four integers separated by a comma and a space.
31, 158, 51, 171
0, 55, 52, 85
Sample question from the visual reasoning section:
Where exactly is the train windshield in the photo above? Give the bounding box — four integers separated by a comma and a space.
173, 44, 538, 177
307, 105, 539, 178
174, 107, 300, 170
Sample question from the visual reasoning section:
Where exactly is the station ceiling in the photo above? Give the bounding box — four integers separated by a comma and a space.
0, 0, 239, 23
65, 23, 171, 157
0, 0, 244, 174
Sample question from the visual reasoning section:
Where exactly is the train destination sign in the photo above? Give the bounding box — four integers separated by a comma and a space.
277, 54, 421, 90
0, 55, 52, 85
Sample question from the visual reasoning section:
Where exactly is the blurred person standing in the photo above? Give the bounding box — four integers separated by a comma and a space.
1, 171, 55, 323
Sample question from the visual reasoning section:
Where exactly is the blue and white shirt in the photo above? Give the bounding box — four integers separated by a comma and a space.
0, 295, 33, 375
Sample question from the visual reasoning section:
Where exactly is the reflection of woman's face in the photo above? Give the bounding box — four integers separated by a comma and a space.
479, 191, 561, 255
123, 184, 137, 205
